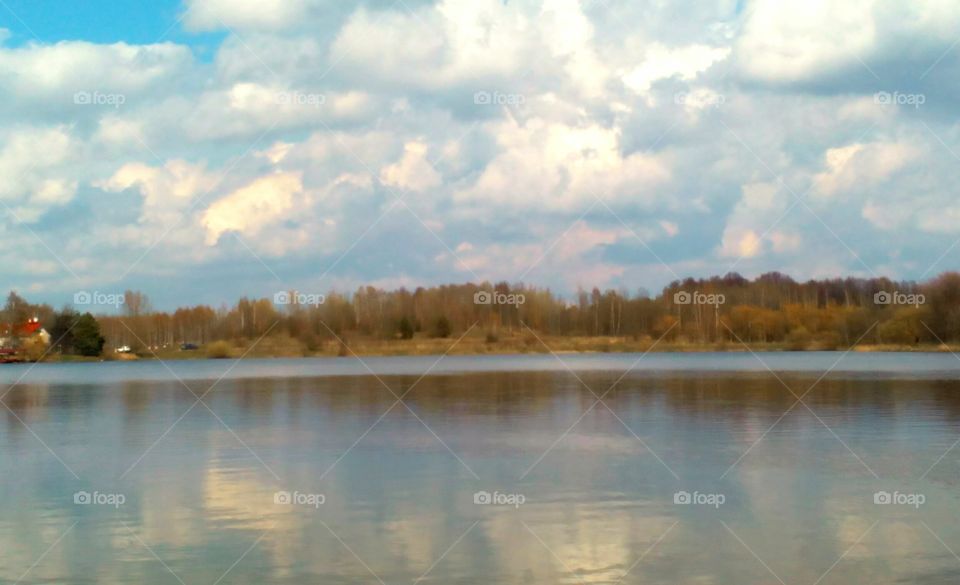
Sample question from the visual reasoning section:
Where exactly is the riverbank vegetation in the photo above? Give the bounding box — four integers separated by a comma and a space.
6, 271, 960, 360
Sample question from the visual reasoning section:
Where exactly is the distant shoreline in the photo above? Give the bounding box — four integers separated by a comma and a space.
35, 337, 960, 363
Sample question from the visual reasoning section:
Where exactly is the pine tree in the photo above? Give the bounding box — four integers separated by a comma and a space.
435, 316, 451, 338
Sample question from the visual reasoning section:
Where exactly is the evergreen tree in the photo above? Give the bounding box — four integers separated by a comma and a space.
49, 308, 78, 354
398, 317, 414, 340
435, 315, 451, 338
73, 313, 105, 357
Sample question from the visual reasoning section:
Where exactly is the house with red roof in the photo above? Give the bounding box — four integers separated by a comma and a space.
0, 318, 51, 359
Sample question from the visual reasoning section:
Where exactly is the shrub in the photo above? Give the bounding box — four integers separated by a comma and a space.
785, 326, 812, 350
23, 336, 48, 362
206, 340, 233, 359
815, 331, 843, 350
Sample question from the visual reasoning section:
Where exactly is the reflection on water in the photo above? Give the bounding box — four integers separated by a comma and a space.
1, 357, 960, 584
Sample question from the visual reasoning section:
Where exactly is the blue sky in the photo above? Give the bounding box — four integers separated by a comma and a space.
2, 0, 960, 311
3, 1, 176, 43
0, 0, 224, 57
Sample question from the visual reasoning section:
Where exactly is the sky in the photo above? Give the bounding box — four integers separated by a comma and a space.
1, 0, 960, 310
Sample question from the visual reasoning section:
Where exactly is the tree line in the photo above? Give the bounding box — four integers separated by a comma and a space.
6, 271, 960, 357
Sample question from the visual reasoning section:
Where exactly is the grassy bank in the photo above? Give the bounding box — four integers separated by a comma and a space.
57, 333, 960, 362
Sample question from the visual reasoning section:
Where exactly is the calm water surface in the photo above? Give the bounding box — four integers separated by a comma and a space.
2, 352, 960, 584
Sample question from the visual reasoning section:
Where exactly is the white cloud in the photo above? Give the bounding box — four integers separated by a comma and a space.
623, 43, 730, 94
769, 230, 802, 253
735, 0, 878, 82
718, 182, 784, 259
918, 206, 960, 234
660, 220, 680, 237
862, 200, 908, 231
0, 40, 191, 97
0, 126, 78, 221
379, 141, 442, 193
538, 0, 609, 98
735, 0, 960, 84
184, 0, 315, 31
445, 221, 627, 286
202, 171, 304, 245
330, 2, 525, 90
456, 118, 670, 210
3, 0, 960, 299
813, 141, 918, 197
97, 160, 218, 226
94, 116, 145, 146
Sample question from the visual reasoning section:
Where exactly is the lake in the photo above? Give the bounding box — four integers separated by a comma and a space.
1, 352, 959, 584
